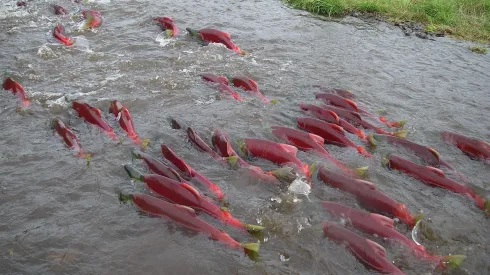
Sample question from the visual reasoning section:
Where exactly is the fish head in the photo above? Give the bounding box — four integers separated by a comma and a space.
108, 100, 123, 115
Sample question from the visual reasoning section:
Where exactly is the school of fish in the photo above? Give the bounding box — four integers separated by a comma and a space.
3, 1, 489, 274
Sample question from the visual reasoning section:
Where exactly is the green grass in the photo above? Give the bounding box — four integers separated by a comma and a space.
284, 0, 490, 42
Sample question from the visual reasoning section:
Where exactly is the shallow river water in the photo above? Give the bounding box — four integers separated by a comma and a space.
1, 0, 489, 274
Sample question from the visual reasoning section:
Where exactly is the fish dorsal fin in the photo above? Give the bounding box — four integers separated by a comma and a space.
179, 182, 201, 203
329, 124, 345, 135
426, 166, 445, 177
370, 213, 394, 228
344, 99, 359, 111
279, 144, 298, 155
308, 133, 324, 145
327, 110, 340, 124
175, 204, 197, 217
162, 16, 173, 22
358, 179, 376, 189
366, 239, 386, 257
427, 147, 440, 160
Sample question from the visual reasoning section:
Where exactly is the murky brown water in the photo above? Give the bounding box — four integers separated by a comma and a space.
1, 0, 489, 274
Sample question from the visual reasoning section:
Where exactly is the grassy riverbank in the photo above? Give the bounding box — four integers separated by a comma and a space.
284, 0, 490, 43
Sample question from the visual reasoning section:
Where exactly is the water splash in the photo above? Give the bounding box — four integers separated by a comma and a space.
37, 44, 58, 59
288, 177, 311, 197
155, 32, 172, 47
72, 36, 92, 53
411, 219, 422, 246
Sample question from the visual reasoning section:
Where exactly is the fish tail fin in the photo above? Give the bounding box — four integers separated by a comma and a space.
164, 29, 174, 37
484, 199, 490, 215
240, 242, 260, 253
439, 255, 466, 269
140, 138, 150, 150
392, 129, 408, 138
367, 134, 377, 146
241, 223, 265, 233
270, 99, 278, 104
123, 164, 143, 181
413, 212, 423, 226
355, 166, 369, 178
77, 152, 92, 167
130, 148, 143, 159
118, 192, 133, 204
226, 156, 239, 166
307, 163, 316, 178
186, 28, 199, 37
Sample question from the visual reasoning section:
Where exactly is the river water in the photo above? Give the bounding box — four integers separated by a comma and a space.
1, 0, 489, 274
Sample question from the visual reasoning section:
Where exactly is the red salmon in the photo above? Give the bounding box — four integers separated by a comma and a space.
52, 24, 73, 46
154, 16, 178, 36
386, 154, 488, 214
131, 149, 184, 182
161, 144, 225, 201
124, 165, 263, 233
81, 10, 103, 28
72, 101, 117, 141
200, 73, 242, 101
53, 118, 90, 159
2, 77, 29, 108
52, 5, 67, 15
318, 166, 420, 227
321, 201, 465, 269
313, 85, 355, 99
297, 117, 371, 157
440, 131, 490, 161
109, 100, 147, 146
119, 193, 259, 254
228, 75, 271, 103
186, 28, 245, 54
323, 221, 406, 275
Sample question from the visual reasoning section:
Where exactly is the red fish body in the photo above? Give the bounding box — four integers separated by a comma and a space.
52, 5, 67, 15
323, 221, 405, 275
386, 154, 486, 211
369, 134, 453, 170
200, 73, 242, 101
154, 16, 178, 36
109, 100, 141, 144
161, 144, 225, 200
187, 28, 244, 54
318, 166, 418, 227
440, 131, 490, 161
72, 101, 117, 141
270, 126, 354, 175
81, 10, 103, 28
316, 93, 360, 113
187, 127, 226, 164
321, 201, 465, 268
131, 149, 184, 182
52, 24, 74, 46
211, 130, 279, 183
229, 76, 270, 103
2, 77, 29, 107
241, 138, 309, 177
313, 85, 355, 99
298, 103, 365, 139
122, 193, 259, 253
53, 119, 88, 158
297, 117, 371, 157
124, 166, 261, 232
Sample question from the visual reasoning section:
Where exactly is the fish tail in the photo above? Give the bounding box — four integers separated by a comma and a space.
123, 164, 144, 181
77, 151, 92, 167
483, 199, 490, 215
240, 242, 260, 253
392, 129, 408, 138
164, 29, 174, 37
354, 166, 369, 178
438, 255, 466, 269
130, 148, 143, 159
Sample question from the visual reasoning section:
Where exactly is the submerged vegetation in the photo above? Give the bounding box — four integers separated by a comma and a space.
284, 0, 490, 42
469, 45, 489, 53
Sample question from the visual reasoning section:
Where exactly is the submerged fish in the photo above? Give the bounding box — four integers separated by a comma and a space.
161, 144, 225, 201
52, 118, 90, 160
297, 117, 371, 157
322, 221, 406, 275
80, 10, 103, 29
440, 131, 490, 161
52, 5, 68, 15
227, 75, 271, 103
385, 154, 489, 214
119, 193, 259, 255
124, 165, 263, 233
321, 202, 465, 269
200, 73, 242, 101
318, 166, 420, 227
